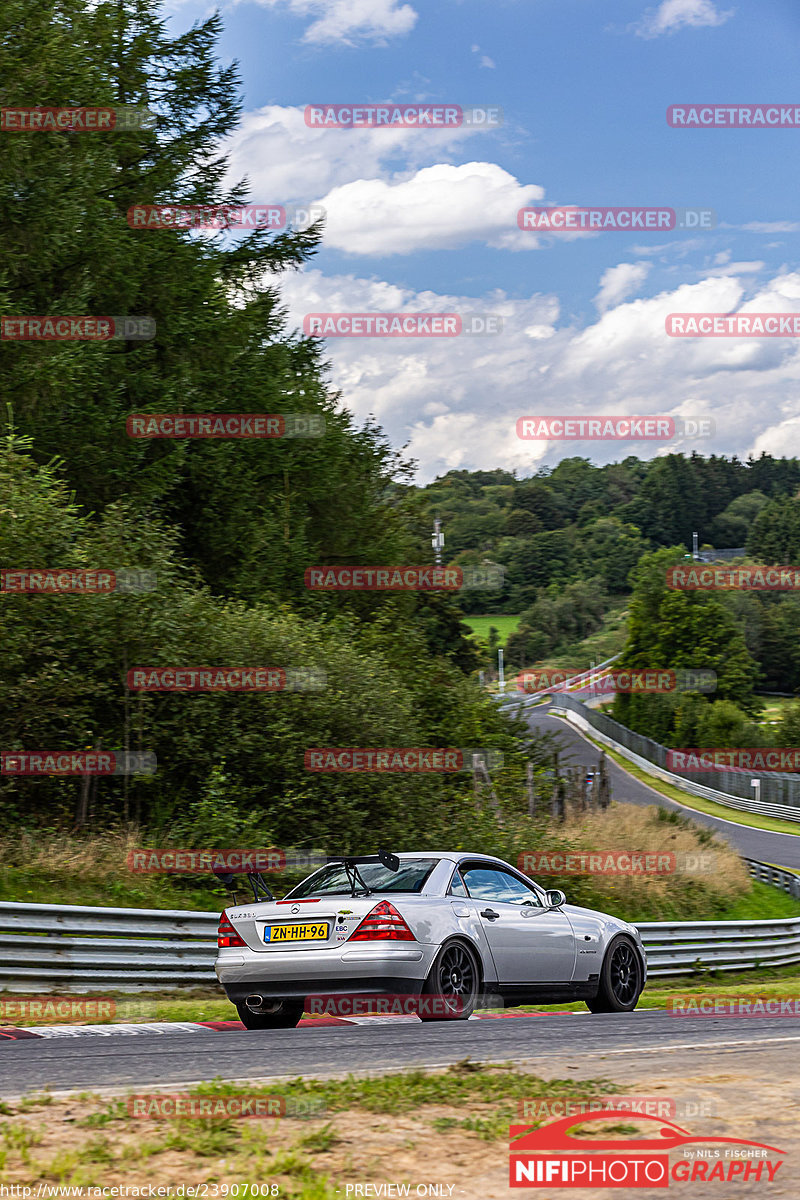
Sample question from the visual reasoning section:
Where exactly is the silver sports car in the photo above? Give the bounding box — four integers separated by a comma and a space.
215, 850, 647, 1028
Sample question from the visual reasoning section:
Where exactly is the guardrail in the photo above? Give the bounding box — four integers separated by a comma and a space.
0, 901, 219, 993
550, 691, 800, 821
495, 653, 622, 710
639, 914, 800, 976
746, 859, 800, 898
1, 865, 799, 992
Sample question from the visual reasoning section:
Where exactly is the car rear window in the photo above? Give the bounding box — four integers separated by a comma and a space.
286, 858, 440, 898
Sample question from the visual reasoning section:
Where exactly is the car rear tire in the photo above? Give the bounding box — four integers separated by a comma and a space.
419, 940, 480, 1021
586, 936, 643, 1013
235, 999, 305, 1029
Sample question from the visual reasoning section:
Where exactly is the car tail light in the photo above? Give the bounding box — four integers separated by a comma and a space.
350, 901, 416, 942
217, 912, 246, 948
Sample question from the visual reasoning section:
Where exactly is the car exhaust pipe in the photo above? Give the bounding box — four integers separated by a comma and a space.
245, 994, 265, 1011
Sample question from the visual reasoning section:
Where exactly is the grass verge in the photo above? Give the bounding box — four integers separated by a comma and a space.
0, 829, 310, 910
0, 1063, 616, 1192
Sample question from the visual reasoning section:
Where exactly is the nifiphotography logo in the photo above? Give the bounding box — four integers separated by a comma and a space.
509, 1110, 785, 1187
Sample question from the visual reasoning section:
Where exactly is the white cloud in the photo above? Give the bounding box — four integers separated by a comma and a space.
594, 262, 651, 312
246, 0, 417, 45
635, 0, 733, 38
319, 162, 544, 255
276, 266, 800, 481
470, 44, 495, 67
741, 221, 800, 233
224, 107, 543, 255
224, 105, 497, 205
704, 260, 765, 276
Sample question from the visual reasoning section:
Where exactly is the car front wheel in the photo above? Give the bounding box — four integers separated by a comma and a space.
586, 936, 643, 1013
235, 999, 305, 1029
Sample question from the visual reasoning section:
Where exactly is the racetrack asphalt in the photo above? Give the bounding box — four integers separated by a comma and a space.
2, 1010, 800, 1096
521, 701, 800, 869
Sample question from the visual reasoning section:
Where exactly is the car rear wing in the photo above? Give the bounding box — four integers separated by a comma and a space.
325, 848, 401, 896
213, 869, 275, 903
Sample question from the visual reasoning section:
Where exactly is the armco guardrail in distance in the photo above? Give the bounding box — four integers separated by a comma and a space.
550, 691, 800, 820
638, 914, 800, 976
694, 548, 746, 563
746, 859, 800, 897
495, 653, 622, 709
1, 867, 798, 992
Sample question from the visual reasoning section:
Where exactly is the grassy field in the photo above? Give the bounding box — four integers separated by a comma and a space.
461, 613, 522, 643
462, 604, 629, 670
759, 696, 797, 725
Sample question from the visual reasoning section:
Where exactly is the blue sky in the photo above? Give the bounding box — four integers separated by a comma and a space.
164, 0, 800, 480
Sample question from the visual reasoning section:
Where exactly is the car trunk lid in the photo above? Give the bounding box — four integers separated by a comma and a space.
224, 897, 379, 952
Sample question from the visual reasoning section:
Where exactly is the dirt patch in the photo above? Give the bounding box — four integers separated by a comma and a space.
0, 1049, 796, 1198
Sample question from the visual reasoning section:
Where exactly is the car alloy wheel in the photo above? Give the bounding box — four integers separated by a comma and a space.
609, 940, 639, 1006
420, 940, 480, 1021
586, 935, 643, 1013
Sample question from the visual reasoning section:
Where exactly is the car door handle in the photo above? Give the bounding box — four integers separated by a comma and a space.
480, 908, 500, 920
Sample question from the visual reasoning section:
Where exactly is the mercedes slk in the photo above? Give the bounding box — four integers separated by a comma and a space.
214, 850, 646, 1028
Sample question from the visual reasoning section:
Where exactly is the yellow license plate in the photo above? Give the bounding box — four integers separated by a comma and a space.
264, 922, 329, 943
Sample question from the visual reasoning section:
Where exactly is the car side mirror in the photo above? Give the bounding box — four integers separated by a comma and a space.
546, 889, 566, 908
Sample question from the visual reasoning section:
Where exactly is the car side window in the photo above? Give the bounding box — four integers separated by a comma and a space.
448, 868, 468, 897
460, 865, 543, 905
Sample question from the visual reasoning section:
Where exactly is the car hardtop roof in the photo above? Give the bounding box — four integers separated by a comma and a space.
383, 851, 517, 866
